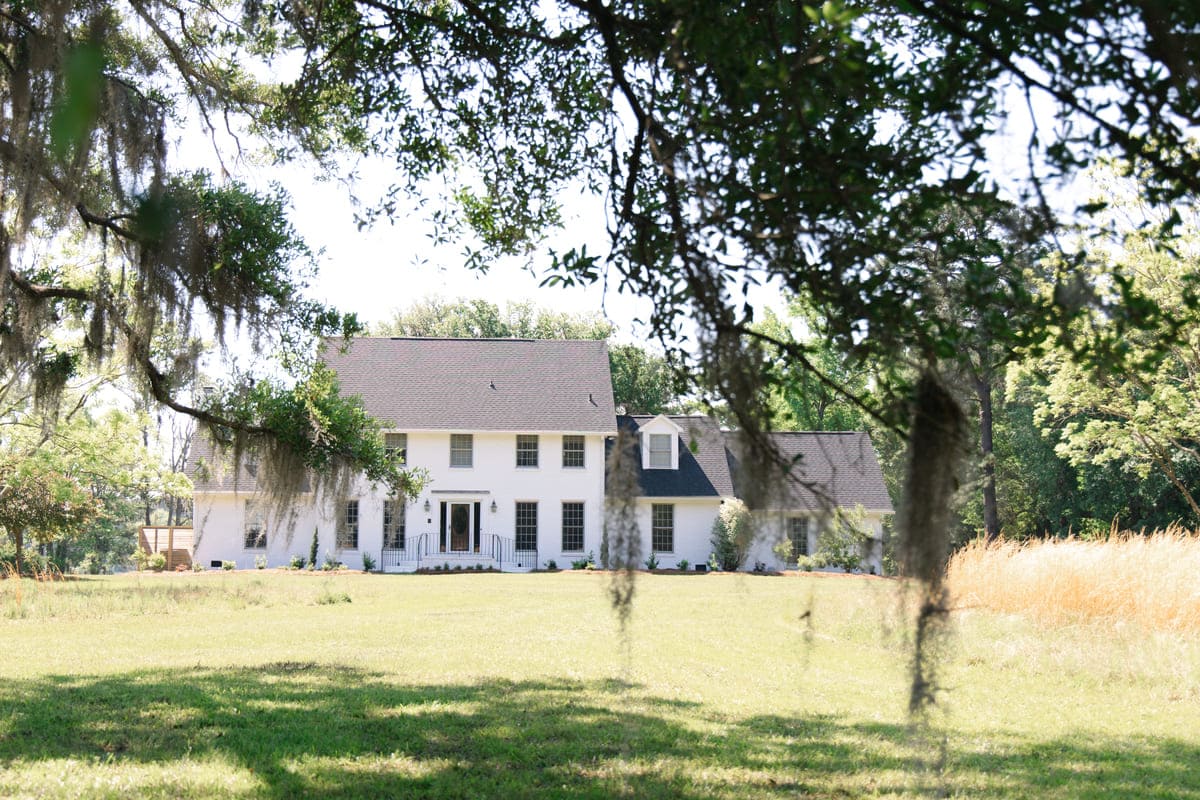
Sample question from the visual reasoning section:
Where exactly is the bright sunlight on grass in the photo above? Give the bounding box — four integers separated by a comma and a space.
2, 570, 1198, 798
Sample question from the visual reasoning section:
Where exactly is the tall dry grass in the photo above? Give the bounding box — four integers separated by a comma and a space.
946, 526, 1200, 632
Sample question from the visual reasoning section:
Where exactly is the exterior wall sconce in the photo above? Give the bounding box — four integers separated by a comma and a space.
423, 499, 431, 513
490, 500, 498, 513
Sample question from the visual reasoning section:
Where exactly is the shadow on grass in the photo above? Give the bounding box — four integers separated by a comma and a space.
0, 665, 1196, 798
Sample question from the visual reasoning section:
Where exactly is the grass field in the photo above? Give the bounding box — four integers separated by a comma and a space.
2, 570, 1198, 798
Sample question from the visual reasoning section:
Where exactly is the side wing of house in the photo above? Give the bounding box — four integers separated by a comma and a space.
729, 431, 894, 574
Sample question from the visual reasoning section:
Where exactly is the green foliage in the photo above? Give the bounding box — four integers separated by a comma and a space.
817, 508, 872, 572
254, 555, 268, 570
710, 499, 753, 571
608, 345, 676, 415
544, 560, 558, 571
309, 529, 319, 569
643, 553, 659, 571
221, 561, 236, 571
147, 553, 167, 572
315, 590, 352, 605
360, 552, 375, 573
676, 559, 689, 571
289, 554, 307, 570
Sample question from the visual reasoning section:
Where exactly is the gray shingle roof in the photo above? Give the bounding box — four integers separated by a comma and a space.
188, 435, 265, 493
726, 431, 893, 512
611, 415, 737, 497
322, 337, 617, 433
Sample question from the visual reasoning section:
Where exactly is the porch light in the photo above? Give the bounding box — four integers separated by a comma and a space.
423, 499, 431, 513
490, 500, 497, 513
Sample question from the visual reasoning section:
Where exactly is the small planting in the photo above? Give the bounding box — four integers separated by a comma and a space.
289, 554, 306, 570
361, 552, 376, 573
146, 552, 167, 572
676, 559, 689, 571
315, 590, 351, 605
191, 562, 205, 572
309, 528, 320, 571
644, 553, 659, 570
221, 560, 236, 571
254, 555, 268, 570
544, 559, 558, 571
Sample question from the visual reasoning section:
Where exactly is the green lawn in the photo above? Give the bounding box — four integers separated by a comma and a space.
1, 571, 1197, 798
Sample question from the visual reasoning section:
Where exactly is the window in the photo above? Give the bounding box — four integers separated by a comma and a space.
384, 499, 406, 549
562, 435, 585, 468
515, 502, 538, 551
648, 433, 672, 468
651, 503, 674, 552
384, 432, 407, 464
338, 500, 359, 549
788, 517, 810, 560
450, 434, 473, 467
562, 502, 584, 551
516, 434, 539, 467
244, 502, 266, 549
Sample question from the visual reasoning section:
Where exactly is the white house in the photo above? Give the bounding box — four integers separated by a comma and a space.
190, 337, 892, 573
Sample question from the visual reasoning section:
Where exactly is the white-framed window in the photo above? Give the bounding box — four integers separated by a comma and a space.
384, 499, 406, 549
244, 501, 266, 549
788, 517, 809, 560
515, 502, 538, 551
561, 502, 584, 552
516, 434, 539, 467
562, 435, 585, 468
648, 434, 673, 468
651, 503, 674, 552
384, 432, 407, 464
338, 500, 359, 549
450, 434, 473, 467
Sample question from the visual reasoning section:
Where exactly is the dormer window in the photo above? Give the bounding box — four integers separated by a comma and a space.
640, 415, 682, 470
648, 434, 673, 468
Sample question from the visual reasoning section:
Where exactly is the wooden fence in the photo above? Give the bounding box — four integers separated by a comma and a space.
139, 526, 194, 570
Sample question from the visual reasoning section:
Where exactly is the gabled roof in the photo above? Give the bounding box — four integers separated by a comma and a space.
725, 431, 893, 513
612, 415, 736, 498
322, 337, 617, 433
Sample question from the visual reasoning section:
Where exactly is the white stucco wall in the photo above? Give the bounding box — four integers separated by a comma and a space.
628, 497, 723, 570
193, 430, 610, 570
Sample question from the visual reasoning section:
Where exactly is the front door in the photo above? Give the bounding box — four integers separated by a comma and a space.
450, 503, 470, 552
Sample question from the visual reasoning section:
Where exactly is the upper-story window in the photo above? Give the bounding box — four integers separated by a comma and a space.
648, 434, 673, 468
562, 435, 585, 468
384, 432, 407, 464
450, 434, 473, 467
516, 434, 539, 467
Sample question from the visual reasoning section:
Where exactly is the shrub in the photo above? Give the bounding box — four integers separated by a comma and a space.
191, 562, 205, 572
677, 559, 689, 571
710, 499, 753, 571
571, 551, 598, 570
147, 552, 167, 572
309, 528, 319, 570
131, 549, 151, 571
316, 590, 352, 605
361, 552, 376, 573
644, 553, 659, 570
321, 553, 339, 571
221, 560, 236, 571
707, 552, 720, 572
289, 554, 306, 570
817, 508, 871, 572
254, 555, 268, 570
544, 560, 558, 571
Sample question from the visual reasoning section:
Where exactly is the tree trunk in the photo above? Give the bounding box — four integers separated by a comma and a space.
13, 527, 23, 576
976, 374, 1000, 541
